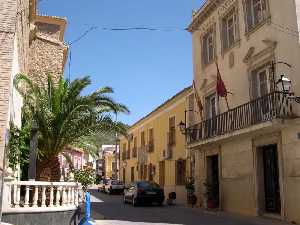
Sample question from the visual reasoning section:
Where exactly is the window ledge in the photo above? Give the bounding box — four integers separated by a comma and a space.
202, 57, 218, 71
245, 17, 271, 39
222, 39, 241, 57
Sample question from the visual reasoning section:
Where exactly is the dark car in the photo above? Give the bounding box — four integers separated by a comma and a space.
123, 181, 165, 206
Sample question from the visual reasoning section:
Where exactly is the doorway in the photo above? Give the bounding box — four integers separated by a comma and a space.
159, 161, 165, 187
257, 144, 281, 214
123, 168, 126, 184
206, 155, 220, 208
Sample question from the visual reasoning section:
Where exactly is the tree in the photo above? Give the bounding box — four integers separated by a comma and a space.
14, 74, 129, 181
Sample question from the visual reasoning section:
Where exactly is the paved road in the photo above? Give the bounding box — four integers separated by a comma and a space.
90, 190, 290, 225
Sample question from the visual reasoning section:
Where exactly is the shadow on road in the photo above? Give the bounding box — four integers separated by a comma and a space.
89, 190, 290, 225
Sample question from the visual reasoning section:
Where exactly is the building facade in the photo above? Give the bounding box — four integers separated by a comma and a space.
0, 0, 68, 180
188, 0, 300, 223
98, 145, 119, 179
58, 146, 84, 180
120, 86, 192, 204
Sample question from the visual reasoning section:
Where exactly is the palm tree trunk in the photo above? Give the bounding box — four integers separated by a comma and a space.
37, 156, 61, 181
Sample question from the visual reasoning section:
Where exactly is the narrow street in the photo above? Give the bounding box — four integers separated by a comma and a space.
90, 190, 290, 225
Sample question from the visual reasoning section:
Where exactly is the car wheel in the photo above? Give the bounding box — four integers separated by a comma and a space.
132, 197, 138, 207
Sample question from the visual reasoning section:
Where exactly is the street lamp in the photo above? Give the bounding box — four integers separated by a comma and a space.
270, 61, 292, 91
276, 75, 292, 93
178, 109, 200, 136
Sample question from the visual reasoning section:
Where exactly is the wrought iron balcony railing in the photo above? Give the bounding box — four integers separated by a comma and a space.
187, 92, 295, 144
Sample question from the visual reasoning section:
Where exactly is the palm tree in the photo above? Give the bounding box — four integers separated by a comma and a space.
14, 74, 129, 181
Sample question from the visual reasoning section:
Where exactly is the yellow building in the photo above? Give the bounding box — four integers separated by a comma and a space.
120, 86, 193, 204
188, 0, 300, 223
103, 150, 116, 179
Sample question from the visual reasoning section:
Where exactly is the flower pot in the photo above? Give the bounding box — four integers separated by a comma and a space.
207, 199, 218, 209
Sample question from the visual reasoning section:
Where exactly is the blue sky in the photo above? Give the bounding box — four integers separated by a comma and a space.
40, 0, 204, 125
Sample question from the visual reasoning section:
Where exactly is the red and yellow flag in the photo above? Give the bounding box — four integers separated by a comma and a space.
193, 80, 203, 120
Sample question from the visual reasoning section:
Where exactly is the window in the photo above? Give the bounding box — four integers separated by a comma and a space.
122, 143, 127, 160
148, 128, 154, 152
245, 0, 268, 32
127, 141, 131, 159
250, 65, 270, 99
132, 137, 137, 158
131, 167, 135, 182
141, 131, 145, 147
168, 116, 176, 146
175, 160, 186, 185
222, 8, 239, 50
202, 28, 215, 65
188, 94, 195, 126
250, 64, 271, 119
205, 93, 218, 119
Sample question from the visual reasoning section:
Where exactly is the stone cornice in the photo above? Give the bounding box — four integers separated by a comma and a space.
34, 15, 67, 41
188, 0, 231, 33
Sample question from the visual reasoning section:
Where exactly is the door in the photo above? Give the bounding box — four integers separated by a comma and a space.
251, 66, 271, 121
207, 155, 220, 208
205, 93, 218, 137
159, 161, 165, 187
131, 167, 135, 182
263, 145, 281, 214
122, 168, 126, 184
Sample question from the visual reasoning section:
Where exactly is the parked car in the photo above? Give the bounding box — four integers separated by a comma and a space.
105, 180, 125, 194
98, 179, 109, 192
123, 181, 165, 206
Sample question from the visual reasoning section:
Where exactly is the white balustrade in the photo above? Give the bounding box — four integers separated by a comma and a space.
2, 181, 81, 213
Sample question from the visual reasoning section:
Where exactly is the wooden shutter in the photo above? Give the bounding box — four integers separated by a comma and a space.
131, 167, 134, 182
159, 161, 165, 187
176, 160, 186, 185
222, 18, 228, 50
188, 94, 195, 126
250, 70, 258, 100
169, 117, 176, 145
245, 0, 253, 31
141, 131, 145, 147
202, 35, 208, 65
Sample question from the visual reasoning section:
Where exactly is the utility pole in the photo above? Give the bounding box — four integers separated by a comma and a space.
114, 113, 119, 180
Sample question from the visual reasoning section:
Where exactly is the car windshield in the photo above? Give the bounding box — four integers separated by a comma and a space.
111, 180, 123, 185
137, 182, 160, 189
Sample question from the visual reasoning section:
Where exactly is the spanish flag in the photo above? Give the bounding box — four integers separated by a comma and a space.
193, 80, 203, 120
216, 62, 230, 110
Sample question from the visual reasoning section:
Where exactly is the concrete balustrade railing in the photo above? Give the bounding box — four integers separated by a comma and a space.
2, 180, 81, 213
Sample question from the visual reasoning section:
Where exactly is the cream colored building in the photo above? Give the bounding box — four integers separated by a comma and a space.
188, 0, 300, 223
120, 87, 193, 204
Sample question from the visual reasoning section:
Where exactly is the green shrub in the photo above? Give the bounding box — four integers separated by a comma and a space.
74, 167, 96, 192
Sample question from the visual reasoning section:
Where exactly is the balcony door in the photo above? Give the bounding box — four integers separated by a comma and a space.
205, 93, 218, 137
251, 67, 269, 99
251, 66, 271, 121
205, 93, 217, 119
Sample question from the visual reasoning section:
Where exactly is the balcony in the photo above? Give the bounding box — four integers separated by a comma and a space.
187, 92, 295, 144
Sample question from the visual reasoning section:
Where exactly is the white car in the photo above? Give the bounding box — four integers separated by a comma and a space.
105, 180, 125, 194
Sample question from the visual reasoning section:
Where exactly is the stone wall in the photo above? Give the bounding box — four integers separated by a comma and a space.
28, 37, 67, 84
0, 0, 31, 174
28, 18, 68, 85
2, 209, 79, 225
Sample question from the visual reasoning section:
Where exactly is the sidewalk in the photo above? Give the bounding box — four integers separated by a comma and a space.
94, 221, 182, 225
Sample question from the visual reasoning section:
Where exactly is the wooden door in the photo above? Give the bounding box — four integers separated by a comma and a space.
159, 161, 165, 187
263, 145, 281, 214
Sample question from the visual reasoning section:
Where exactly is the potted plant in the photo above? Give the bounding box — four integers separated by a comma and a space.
186, 177, 197, 206
203, 182, 219, 209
